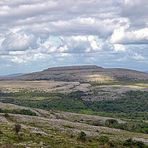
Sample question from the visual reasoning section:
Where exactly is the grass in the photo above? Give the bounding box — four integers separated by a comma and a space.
79, 109, 148, 120
0, 108, 37, 116
0, 124, 115, 148
1, 122, 148, 148
0, 90, 148, 134
0, 78, 148, 147
1, 90, 148, 119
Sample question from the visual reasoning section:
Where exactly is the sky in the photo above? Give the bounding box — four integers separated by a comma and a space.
0, 0, 148, 75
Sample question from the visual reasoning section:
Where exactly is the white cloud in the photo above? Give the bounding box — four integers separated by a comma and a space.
0, 0, 148, 74
0, 1, 57, 21
1, 31, 36, 51
111, 27, 148, 44
131, 53, 145, 61
121, 0, 148, 28
113, 44, 126, 52
62, 35, 103, 53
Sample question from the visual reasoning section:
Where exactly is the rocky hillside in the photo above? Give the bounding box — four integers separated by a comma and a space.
1, 102, 148, 147
2, 65, 148, 82
0, 66, 148, 147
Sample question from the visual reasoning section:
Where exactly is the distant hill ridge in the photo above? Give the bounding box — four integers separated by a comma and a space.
1, 65, 148, 81
43, 65, 102, 71
0, 73, 24, 78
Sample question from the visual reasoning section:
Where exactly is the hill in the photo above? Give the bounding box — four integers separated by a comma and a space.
0, 66, 148, 147
2, 65, 148, 82
1, 102, 148, 147
0, 73, 24, 78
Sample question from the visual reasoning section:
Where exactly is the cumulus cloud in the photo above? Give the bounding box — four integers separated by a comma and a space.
0, 1, 57, 23
121, 0, 148, 21
113, 44, 126, 52
131, 53, 145, 61
119, 0, 148, 37
110, 27, 148, 44
0, 0, 147, 74
1, 31, 36, 51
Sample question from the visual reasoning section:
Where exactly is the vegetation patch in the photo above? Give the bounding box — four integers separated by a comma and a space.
0, 108, 37, 116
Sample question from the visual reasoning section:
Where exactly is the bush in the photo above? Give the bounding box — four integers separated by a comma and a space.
1, 109, 37, 116
91, 120, 102, 126
123, 138, 145, 148
108, 140, 118, 147
0, 130, 3, 134
78, 131, 87, 141
105, 119, 118, 127
135, 141, 146, 148
14, 124, 21, 135
98, 136, 109, 145
4, 113, 10, 118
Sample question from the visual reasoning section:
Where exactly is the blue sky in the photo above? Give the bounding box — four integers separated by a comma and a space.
0, 0, 148, 75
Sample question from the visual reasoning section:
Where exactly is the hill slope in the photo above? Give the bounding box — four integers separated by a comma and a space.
0, 66, 148, 147
5, 65, 148, 82
1, 102, 148, 147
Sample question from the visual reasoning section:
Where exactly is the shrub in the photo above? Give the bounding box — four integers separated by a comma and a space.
4, 113, 10, 118
99, 136, 109, 145
91, 120, 102, 126
78, 131, 87, 141
108, 140, 118, 147
0, 130, 3, 134
14, 124, 21, 135
123, 138, 133, 146
105, 119, 118, 127
123, 138, 145, 148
